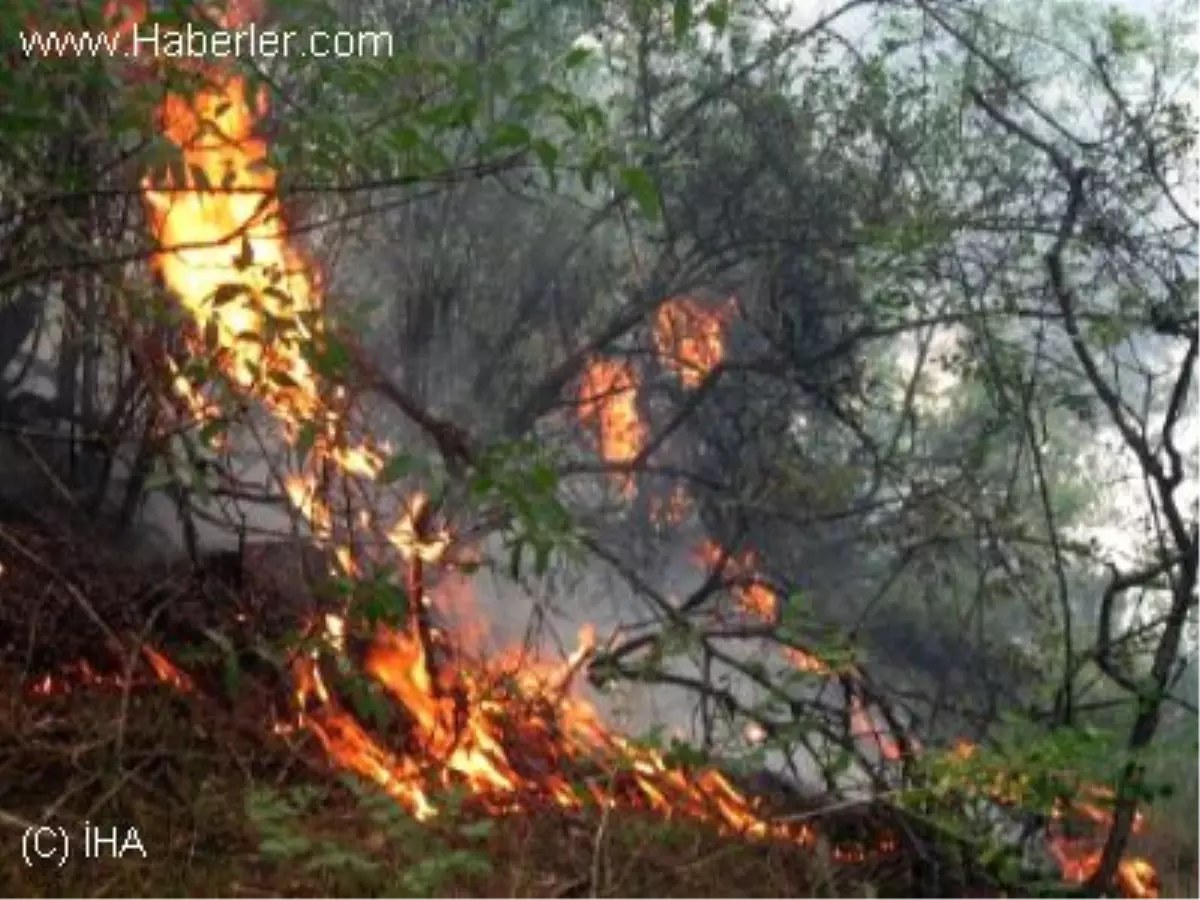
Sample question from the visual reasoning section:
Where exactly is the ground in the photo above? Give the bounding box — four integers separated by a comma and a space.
0, 677, 901, 898
0, 516, 1188, 898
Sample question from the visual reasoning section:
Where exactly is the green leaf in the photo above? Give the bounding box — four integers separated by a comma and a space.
1088, 314, 1130, 349
565, 46, 591, 69
492, 121, 532, 148
619, 166, 661, 220
142, 470, 175, 492
673, 0, 693, 39
259, 834, 312, 858
704, 0, 730, 32
222, 651, 242, 697
533, 138, 558, 172
199, 419, 225, 446
391, 125, 421, 150
305, 846, 380, 874
1105, 9, 1149, 56
358, 583, 409, 627
295, 422, 317, 465
458, 819, 495, 840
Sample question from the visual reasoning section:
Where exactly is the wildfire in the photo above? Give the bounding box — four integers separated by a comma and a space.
27, 646, 193, 697
653, 296, 738, 388
576, 297, 735, 493
649, 483, 691, 526
586, 263, 1160, 897
116, 0, 811, 862
578, 357, 646, 495
696, 540, 781, 623
54, 0, 1158, 895
692, 542, 903, 763
945, 743, 1160, 897
1048, 786, 1161, 898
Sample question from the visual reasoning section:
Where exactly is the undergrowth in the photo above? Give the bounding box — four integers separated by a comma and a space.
0, 677, 873, 898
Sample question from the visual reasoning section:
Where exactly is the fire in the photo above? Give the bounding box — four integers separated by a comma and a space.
288, 611, 807, 840
694, 541, 833, 675
653, 296, 738, 388
578, 357, 646, 494
142, 645, 196, 691
590, 281, 1160, 895
575, 297, 733, 497
27, 646, 193, 697
388, 492, 452, 564
696, 540, 781, 623
1048, 786, 1160, 898
69, 0, 1158, 894
143, 69, 326, 409
945, 743, 1160, 898
118, 0, 814, 860
649, 483, 691, 526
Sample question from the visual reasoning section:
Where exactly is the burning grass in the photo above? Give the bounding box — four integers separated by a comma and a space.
1, 676, 796, 898
0, 515, 1011, 899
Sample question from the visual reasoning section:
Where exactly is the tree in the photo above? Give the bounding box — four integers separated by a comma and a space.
2, 0, 1193, 892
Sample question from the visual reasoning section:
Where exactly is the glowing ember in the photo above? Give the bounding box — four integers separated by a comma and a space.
142, 645, 195, 691
649, 484, 691, 527
26, 646, 193, 697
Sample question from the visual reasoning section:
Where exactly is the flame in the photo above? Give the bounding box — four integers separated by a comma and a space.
696, 540, 781, 623
578, 358, 646, 495
1047, 785, 1160, 898
945, 744, 1159, 898
26, 645, 193, 697
118, 0, 818, 858
606, 290, 1159, 895
653, 296, 737, 389
388, 492, 451, 564
694, 541, 834, 676
75, 1, 1159, 893
142, 645, 196, 691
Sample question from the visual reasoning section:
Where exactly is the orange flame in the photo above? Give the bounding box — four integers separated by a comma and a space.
1048, 785, 1160, 898
653, 296, 737, 388
696, 540, 779, 622
946, 744, 1159, 898
578, 358, 646, 495
109, 1, 1162, 894
27, 645, 193, 697
123, 0, 812, 856
608, 290, 1160, 895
